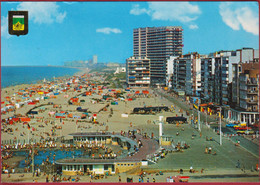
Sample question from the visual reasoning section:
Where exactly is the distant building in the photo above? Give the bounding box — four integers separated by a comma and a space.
126, 56, 150, 88
64, 61, 86, 67
107, 63, 120, 67
132, 26, 183, 86
93, 55, 98, 64
114, 67, 126, 74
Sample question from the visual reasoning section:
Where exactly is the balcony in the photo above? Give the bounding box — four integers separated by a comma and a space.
247, 89, 258, 94
221, 70, 228, 74
246, 99, 258, 104
247, 78, 258, 85
221, 77, 228, 81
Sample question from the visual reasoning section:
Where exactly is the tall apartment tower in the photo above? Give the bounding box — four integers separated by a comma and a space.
93, 55, 98, 64
133, 26, 183, 86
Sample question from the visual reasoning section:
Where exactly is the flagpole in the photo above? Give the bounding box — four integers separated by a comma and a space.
28, 128, 30, 144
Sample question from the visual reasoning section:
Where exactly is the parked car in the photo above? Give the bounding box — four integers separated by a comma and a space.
233, 125, 240, 128
244, 130, 255, 135
226, 123, 237, 128
235, 126, 252, 130
237, 130, 245, 134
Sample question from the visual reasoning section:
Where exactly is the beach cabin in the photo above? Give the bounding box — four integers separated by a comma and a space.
55, 159, 142, 176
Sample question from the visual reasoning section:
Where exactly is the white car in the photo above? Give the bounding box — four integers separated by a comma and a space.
244, 130, 255, 135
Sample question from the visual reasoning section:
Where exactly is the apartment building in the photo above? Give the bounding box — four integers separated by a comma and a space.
228, 61, 259, 125
126, 56, 150, 88
133, 26, 183, 86
200, 55, 215, 102
93, 55, 98, 64
166, 56, 177, 88
212, 48, 258, 105
172, 52, 201, 96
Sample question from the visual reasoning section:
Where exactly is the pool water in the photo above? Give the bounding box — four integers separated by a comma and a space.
14, 149, 87, 168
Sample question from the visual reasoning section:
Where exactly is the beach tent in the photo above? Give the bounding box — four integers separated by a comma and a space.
20, 117, 31, 122
67, 114, 73, 118
12, 118, 19, 122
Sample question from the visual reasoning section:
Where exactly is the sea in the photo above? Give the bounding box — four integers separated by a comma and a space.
1, 66, 80, 88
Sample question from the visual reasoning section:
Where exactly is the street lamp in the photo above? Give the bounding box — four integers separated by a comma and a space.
198, 98, 201, 132
219, 106, 222, 146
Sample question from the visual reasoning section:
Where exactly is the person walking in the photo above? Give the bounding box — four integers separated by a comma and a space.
236, 160, 241, 168
118, 175, 121, 182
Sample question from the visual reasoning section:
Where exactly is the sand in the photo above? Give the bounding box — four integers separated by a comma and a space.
1, 68, 259, 183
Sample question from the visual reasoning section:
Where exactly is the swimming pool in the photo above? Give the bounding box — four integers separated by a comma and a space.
13, 149, 88, 168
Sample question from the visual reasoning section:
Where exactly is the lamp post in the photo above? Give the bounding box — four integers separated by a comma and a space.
198, 98, 201, 131
219, 106, 222, 146
206, 109, 208, 126
159, 116, 164, 146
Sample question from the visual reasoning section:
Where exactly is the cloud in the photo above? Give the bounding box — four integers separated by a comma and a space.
1, 16, 11, 39
96, 27, 122, 34
219, 2, 259, 35
148, 2, 201, 23
17, 2, 66, 24
130, 4, 150, 15
189, 24, 199, 30
130, 2, 201, 29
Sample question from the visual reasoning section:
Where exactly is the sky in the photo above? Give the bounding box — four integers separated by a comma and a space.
1, 1, 259, 66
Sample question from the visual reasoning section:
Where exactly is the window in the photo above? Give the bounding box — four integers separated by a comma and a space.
104, 165, 108, 170
112, 165, 115, 172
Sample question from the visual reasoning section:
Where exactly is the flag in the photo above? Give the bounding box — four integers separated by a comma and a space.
13, 15, 25, 31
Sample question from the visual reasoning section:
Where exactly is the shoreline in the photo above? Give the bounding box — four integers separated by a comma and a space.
1, 66, 88, 90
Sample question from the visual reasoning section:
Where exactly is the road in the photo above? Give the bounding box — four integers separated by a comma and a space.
153, 88, 259, 163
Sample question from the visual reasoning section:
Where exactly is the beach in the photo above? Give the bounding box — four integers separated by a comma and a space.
1, 68, 259, 183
